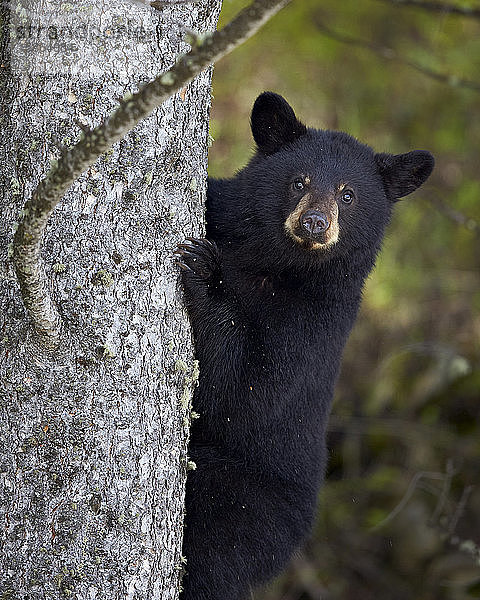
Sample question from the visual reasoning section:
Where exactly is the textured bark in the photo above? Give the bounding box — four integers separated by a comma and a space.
11, 0, 291, 348
0, 0, 221, 597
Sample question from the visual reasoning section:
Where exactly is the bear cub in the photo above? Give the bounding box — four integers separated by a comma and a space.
176, 92, 434, 600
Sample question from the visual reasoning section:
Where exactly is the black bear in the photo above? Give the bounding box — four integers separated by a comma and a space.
176, 92, 434, 600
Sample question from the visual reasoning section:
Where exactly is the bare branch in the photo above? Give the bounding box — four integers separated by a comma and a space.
12, 0, 291, 349
425, 193, 480, 237
429, 480, 479, 563
447, 484, 474, 536
372, 461, 478, 567
371, 469, 446, 530
377, 0, 480, 20
328, 414, 456, 446
429, 459, 456, 525
128, 0, 201, 8
150, 0, 200, 8
314, 18, 480, 93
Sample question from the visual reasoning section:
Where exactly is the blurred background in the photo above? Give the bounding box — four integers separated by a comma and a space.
208, 1, 480, 598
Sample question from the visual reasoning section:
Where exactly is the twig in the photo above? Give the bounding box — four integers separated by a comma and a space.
447, 484, 474, 536
128, 0, 201, 8
372, 462, 478, 567
377, 0, 480, 20
371, 469, 446, 530
429, 480, 478, 563
429, 459, 456, 525
150, 0, 200, 7
314, 18, 480, 93
426, 193, 480, 237
328, 414, 455, 446
12, 0, 291, 349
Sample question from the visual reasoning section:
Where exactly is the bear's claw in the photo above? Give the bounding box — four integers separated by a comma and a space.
174, 237, 220, 281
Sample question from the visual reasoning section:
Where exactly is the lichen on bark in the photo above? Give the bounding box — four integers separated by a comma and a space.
0, 0, 221, 597
11, 0, 291, 348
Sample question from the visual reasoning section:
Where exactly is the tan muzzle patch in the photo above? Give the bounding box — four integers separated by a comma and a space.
284, 193, 339, 249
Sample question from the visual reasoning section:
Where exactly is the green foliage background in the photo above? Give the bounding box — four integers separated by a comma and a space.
208, 1, 480, 598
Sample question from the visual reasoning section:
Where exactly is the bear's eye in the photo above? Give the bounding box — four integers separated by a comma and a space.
292, 178, 305, 191
341, 189, 355, 204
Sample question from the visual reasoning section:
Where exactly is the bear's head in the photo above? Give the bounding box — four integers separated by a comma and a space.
232, 92, 434, 274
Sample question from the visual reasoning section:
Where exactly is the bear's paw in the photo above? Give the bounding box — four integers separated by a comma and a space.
175, 237, 221, 282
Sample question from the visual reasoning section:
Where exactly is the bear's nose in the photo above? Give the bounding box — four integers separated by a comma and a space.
300, 210, 330, 235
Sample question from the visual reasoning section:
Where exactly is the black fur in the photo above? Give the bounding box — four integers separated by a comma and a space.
177, 92, 434, 600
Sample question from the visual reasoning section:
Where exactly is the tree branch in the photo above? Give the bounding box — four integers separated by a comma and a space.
314, 18, 480, 93
377, 0, 480, 20
328, 414, 456, 446
128, 0, 201, 9
371, 469, 447, 530
12, 0, 291, 349
426, 193, 480, 237
371, 460, 478, 567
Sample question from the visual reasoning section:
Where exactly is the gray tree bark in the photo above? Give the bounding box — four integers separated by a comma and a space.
0, 0, 221, 597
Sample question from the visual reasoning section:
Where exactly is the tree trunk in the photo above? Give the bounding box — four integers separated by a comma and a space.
0, 1, 221, 597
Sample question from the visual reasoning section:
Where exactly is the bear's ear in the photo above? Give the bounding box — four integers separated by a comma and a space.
251, 92, 307, 155
375, 150, 435, 201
